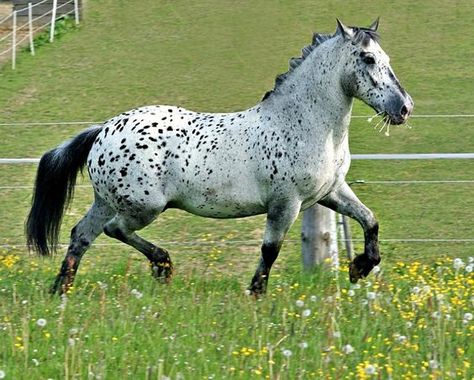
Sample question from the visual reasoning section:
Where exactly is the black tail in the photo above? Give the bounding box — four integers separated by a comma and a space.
26, 126, 102, 255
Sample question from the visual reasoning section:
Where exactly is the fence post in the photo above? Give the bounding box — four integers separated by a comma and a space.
50, 0, 58, 43
301, 204, 338, 270
28, 2, 35, 56
11, 10, 16, 69
74, 0, 80, 25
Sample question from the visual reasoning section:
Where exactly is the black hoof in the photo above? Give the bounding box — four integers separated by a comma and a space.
349, 254, 378, 283
151, 260, 173, 283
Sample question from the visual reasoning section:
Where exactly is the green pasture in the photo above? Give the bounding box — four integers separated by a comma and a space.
0, 0, 473, 378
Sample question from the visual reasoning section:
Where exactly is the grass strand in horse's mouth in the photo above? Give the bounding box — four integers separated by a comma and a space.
367, 112, 412, 136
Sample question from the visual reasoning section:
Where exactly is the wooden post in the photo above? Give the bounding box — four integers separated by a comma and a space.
50, 0, 58, 43
28, 2, 35, 56
301, 204, 339, 270
12, 10, 16, 70
74, 0, 80, 24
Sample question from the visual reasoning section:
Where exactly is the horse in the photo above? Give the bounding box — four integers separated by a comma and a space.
26, 19, 413, 295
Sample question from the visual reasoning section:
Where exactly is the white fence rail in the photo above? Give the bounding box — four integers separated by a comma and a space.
0, 114, 472, 262
0, 0, 80, 69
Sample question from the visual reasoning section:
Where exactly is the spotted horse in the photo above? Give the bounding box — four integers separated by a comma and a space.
26, 19, 413, 295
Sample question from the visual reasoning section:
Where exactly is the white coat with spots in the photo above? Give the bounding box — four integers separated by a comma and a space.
26, 20, 413, 295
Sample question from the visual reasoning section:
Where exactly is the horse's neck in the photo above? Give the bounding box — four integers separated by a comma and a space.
260, 40, 353, 147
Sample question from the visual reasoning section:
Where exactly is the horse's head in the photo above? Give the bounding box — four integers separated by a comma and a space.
338, 19, 413, 125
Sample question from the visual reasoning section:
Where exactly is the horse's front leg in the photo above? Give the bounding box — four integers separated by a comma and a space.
248, 201, 301, 296
319, 182, 380, 283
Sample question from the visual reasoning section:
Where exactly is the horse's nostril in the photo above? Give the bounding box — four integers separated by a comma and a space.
400, 104, 409, 118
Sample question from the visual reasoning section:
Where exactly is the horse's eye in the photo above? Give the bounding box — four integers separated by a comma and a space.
361, 53, 376, 65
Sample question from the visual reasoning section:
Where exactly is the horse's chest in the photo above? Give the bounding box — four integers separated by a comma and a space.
297, 149, 350, 208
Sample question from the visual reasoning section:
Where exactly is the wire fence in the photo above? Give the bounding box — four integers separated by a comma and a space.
0, 114, 472, 249
0, 0, 80, 69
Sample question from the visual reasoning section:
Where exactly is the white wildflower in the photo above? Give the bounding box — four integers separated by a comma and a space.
348, 289, 355, 297
463, 312, 473, 321
295, 299, 305, 308
36, 318, 47, 328
465, 264, 473, 273
310, 295, 318, 302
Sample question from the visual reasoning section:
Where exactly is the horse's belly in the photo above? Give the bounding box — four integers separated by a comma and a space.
173, 183, 266, 219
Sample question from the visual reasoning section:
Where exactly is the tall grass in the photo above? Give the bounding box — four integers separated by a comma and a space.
0, 249, 472, 379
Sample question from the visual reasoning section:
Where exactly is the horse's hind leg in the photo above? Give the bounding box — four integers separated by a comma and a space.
50, 195, 114, 295
103, 212, 173, 282
248, 201, 301, 295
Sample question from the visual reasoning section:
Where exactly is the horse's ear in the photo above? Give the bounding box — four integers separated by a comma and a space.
368, 17, 380, 32
336, 19, 353, 39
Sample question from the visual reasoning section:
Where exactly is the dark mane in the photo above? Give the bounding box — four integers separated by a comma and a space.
262, 26, 380, 101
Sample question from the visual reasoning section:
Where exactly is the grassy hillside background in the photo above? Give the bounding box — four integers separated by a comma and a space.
0, 1, 473, 378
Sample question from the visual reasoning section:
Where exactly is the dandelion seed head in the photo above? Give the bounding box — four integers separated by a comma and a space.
372, 266, 381, 275
299, 342, 308, 349
453, 258, 465, 270
282, 349, 292, 357
465, 264, 473, 273
411, 286, 421, 295
342, 344, 355, 354
364, 364, 377, 375
463, 312, 473, 321
395, 335, 407, 343
295, 299, 305, 308
367, 291, 377, 300
36, 318, 47, 328
302, 309, 311, 317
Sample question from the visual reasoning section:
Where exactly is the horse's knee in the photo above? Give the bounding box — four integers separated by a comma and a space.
103, 223, 126, 241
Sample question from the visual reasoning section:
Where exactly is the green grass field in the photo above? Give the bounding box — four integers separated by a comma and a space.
0, 0, 473, 378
